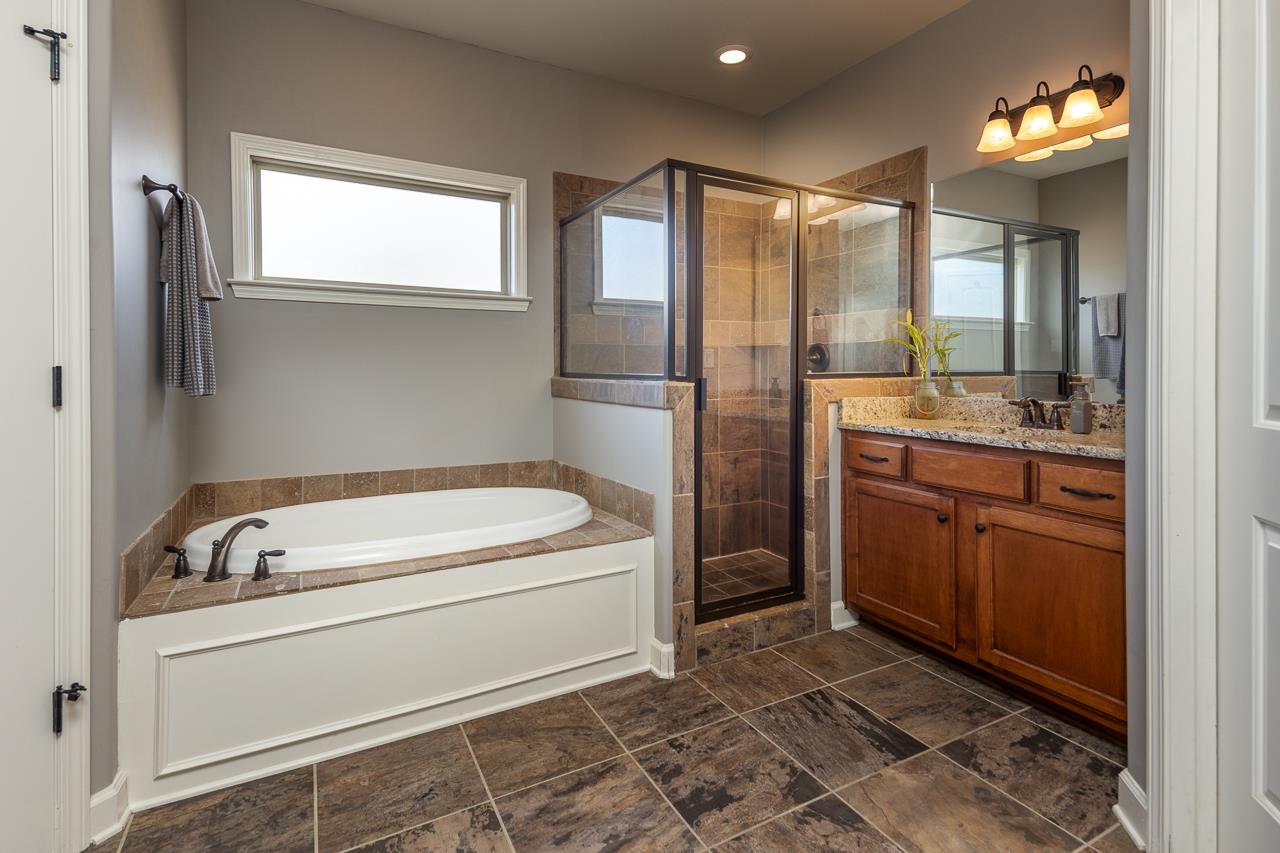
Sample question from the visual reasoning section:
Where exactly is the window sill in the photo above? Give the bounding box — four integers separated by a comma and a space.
590, 298, 663, 316
227, 279, 531, 312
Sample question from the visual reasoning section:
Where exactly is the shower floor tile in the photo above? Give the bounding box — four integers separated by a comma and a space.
100, 625, 1130, 853
702, 549, 790, 603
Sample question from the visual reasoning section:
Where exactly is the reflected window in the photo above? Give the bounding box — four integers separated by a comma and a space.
601, 212, 664, 303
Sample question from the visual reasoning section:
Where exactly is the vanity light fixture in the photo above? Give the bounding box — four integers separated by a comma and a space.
1059, 65, 1106, 127
1093, 122, 1130, 140
1015, 82, 1058, 141
1014, 146, 1055, 163
772, 198, 792, 220
716, 45, 751, 65
1052, 134, 1094, 151
976, 97, 1015, 152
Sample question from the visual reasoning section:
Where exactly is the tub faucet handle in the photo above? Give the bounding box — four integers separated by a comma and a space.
164, 544, 191, 579
252, 549, 286, 582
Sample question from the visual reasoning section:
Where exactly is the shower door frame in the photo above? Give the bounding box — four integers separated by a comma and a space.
689, 173, 806, 621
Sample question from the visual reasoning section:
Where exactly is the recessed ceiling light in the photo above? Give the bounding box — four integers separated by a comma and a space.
716, 45, 751, 65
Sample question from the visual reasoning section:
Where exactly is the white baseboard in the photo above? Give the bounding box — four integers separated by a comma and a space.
89, 771, 130, 844
831, 603, 857, 631
649, 638, 675, 678
1113, 768, 1149, 850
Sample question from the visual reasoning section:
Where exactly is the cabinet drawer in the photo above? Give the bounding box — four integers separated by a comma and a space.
911, 446, 1028, 501
1038, 463, 1125, 521
846, 437, 907, 480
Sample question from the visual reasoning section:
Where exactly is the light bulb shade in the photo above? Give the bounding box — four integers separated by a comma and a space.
977, 115, 1015, 152
1060, 86, 1104, 128
1052, 134, 1093, 152
772, 198, 792, 220
1015, 82, 1057, 141
1014, 146, 1055, 163
1093, 122, 1130, 140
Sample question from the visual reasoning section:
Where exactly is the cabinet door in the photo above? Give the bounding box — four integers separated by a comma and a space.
975, 506, 1126, 722
848, 479, 957, 647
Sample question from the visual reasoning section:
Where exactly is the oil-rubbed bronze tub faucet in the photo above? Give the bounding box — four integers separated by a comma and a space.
204, 517, 269, 582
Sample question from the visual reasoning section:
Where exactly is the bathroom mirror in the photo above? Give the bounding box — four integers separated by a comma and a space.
931, 134, 1128, 402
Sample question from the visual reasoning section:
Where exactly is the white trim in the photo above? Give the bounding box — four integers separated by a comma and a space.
831, 604, 856, 631
649, 639, 675, 678
52, 2, 93, 850
1114, 768, 1150, 850
88, 773, 129, 846
228, 132, 528, 311
1145, 0, 1219, 850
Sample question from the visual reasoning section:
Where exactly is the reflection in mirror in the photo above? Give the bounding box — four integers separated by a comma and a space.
931, 134, 1127, 402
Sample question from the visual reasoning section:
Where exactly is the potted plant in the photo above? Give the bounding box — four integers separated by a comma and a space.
931, 320, 966, 397
888, 316, 941, 419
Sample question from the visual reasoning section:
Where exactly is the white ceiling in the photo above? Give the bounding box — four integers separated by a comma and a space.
989, 135, 1129, 180
300, 0, 972, 115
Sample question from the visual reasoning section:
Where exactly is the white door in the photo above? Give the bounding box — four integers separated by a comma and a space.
1217, 0, 1280, 849
2, 2, 66, 850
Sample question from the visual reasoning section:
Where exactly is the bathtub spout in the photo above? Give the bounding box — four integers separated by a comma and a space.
204, 517, 269, 582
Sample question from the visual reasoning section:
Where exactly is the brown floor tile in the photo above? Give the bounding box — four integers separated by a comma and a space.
1091, 824, 1141, 852
633, 717, 824, 846
909, 655, 1032, 712
837, 752, 1078, 852
1020, 707, 1128, 766
745, 687, 925, 788
463, 693, 623, 796
579, 672, 732, 748
773, 630, 900, 682
715, 794, 898, 852
316, 726, 487, 852
497, 755, 698, 851
350, 803, 510, 852
844, 623, 920, 659
690, 649, 822, 712
938, 715, 1121, 841
121, 768, 313, 853
835, 661, 1009, 746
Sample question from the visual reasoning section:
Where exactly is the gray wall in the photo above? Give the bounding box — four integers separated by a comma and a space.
761, 0, 1131, 185
932, 168, 1039, 221
89, 0, 190, 790
184, 0, 763, 483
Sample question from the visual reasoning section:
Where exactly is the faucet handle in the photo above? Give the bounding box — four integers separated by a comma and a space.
252, 549, 286, 582
1007, 397, 1034, 427
1049, 401, 1071, 430
164, 545, 192, 579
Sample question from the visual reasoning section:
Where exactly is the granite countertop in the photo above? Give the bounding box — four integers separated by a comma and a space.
838, 396, 1126, 461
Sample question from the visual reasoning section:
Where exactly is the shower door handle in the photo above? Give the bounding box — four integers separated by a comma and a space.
696, 377, 709, 411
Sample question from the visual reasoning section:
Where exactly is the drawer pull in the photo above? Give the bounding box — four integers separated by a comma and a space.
1059, 485, 1116, 500
859, 453, 891, 464
975, 523, 987, 533
937, 513, 949, 524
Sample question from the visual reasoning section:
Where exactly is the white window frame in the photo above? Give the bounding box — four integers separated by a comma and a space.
590, 200, 665, 316
229, 133, 529, 311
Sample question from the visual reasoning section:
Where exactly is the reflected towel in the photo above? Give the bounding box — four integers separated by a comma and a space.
1094, 293, 1121, 337
161, 193, 223, 397
1091, 292, 1126, 395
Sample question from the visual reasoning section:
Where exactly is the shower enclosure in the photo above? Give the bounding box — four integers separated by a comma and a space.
561, 161, 914, 621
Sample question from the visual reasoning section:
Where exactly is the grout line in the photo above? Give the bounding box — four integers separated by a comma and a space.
903, 656, 1029, 713
331, 802, 484, 853
1014, 707, 1128, 769
111, 812, 132, 853
459, 725, 517, 853
578, 691, 712, 851
312, 764, 319, 853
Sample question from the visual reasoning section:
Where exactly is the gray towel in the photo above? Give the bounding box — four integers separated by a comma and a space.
1094, 293, 1121, 337
161, 194, 222, 397
1091, 292, 1126, 395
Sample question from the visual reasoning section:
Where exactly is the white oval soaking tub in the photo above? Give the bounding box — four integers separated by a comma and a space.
182, 487, 593, 574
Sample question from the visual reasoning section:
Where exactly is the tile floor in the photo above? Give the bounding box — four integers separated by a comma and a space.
88, 622, 1137, 852
702, 549, 791, 603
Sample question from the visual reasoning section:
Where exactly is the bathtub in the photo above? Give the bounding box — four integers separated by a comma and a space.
183, 487, 593, 574
118, 487, 658, 813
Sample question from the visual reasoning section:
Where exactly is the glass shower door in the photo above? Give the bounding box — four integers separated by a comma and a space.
1011, 226, 1075, 398
694, 177, 801, 618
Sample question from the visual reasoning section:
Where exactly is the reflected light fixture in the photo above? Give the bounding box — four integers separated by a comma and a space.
716, 45, 751, 65
772, 198, 792, 220
976, 97, 1015, 152
1016, 82, 1058, 141
1093, 123, 1130, 140
1060, 65, 1106, 128
1052, 134, 1093, 151
1014, 146, 1055, 163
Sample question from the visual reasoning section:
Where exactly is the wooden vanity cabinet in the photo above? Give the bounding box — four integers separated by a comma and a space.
842, 430, 1127, 734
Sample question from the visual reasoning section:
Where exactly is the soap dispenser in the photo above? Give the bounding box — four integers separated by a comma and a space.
1068, 381, 1094, 434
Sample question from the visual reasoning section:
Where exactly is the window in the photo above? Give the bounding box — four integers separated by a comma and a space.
230, 133, 527, 311
600, 212, 664, 303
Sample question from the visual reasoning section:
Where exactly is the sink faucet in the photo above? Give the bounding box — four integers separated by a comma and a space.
204, 517, 268, 582
1008, 397, 1053, 429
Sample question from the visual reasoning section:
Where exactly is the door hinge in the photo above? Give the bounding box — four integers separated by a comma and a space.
52, 365, 62, 408
22, 25, 68, 82
52, 682, 86, 735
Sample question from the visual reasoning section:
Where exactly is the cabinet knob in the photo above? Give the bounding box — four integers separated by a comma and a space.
975, 523, 987, 533
937, 513, 949, 524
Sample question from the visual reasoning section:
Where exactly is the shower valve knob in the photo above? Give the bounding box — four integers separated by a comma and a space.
165, 545, 192, 579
